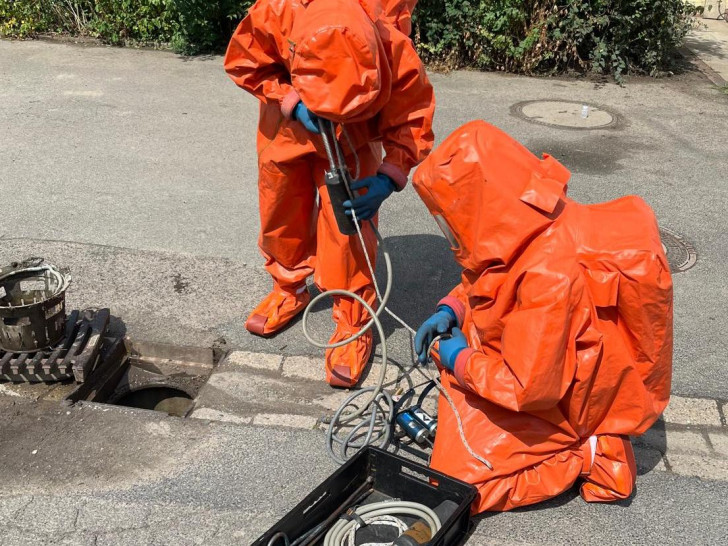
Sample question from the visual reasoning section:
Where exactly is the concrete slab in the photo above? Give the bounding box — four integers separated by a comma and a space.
190, 407, 252, 425
281, 355, 325, 381
665, 452, 728, 481
193, 354, 349, 422
686, 19, 728, 83
633, 445, 668, 473
252, 413, 318, 429
663, 396, 723, 426
226, 350, 282, 372
708, 431, 728, 455
634, 425, 712, 455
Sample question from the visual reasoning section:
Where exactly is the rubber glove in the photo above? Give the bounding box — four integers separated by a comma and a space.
438, 327, 468, 371
414, 306, 457, 364
293, 101, 320, 133
343, 174, 395, 221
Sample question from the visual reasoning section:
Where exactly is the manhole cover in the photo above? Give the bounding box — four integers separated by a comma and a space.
660, 227, 697, 273
511, 100, 618, 130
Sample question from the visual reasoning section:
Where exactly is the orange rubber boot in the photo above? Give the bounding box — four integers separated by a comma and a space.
325, 328, 373, 388
245, 285, 310, 337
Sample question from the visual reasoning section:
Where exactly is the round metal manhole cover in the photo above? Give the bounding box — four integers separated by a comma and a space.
511, 100, 618, 130
660, 227, 697, 273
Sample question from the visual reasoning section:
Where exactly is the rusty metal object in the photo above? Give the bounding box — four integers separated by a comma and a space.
0, 258, 71, 353
0, 308, 110, 383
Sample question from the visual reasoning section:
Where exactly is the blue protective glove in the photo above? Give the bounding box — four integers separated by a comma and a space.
414, 306, 457, 364
342, 174, 396, 221
293, 101, 320, 134
438, 327, 469, 371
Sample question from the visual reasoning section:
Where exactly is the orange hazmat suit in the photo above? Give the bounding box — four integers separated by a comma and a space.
224, 0, 434, 386
412, 121, 673, 513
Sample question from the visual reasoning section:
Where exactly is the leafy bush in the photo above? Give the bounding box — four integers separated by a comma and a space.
91, 0, 176, 45
167, 0, 251, 54
0, 0, 55, 37
0, 0, 175, 45
1, 0, 697, 80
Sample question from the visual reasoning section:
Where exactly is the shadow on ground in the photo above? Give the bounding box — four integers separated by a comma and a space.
375, 234, 462, 338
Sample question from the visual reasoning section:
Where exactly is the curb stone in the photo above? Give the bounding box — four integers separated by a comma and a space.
221, 352, 728, 482
0, 350, 726, 481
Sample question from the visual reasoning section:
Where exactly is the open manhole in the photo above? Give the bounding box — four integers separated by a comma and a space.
66, 339, 213, 417
660, 227, 697, 273
511, 100, 619, 130
110, 385, 193, 417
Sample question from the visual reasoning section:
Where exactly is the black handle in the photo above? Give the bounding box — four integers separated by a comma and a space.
325, 170, 358, 236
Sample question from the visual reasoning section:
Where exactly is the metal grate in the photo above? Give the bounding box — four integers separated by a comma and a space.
0, 308, 110, 383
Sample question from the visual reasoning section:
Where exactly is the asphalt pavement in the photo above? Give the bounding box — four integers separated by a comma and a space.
0, 398, 726, 545
1, 38, 727, 544
2, 38, 727, 398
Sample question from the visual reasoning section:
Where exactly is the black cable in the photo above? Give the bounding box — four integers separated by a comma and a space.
267, 531, 290, 546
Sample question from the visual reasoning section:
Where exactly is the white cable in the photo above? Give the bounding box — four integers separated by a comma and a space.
345, 515, 408, 546
323, 501, 441, 546
0, 263, 70, 302
303, 123, 493, 470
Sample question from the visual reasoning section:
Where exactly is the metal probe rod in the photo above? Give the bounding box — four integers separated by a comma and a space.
295, 477, 375, 546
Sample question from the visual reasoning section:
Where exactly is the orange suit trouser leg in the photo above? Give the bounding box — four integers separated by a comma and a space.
257, 159, 318, 292
312, 150, 379, 327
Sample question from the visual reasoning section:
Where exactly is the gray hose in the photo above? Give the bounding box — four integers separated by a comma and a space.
323, 501, 441, 546
303, 122, 494, 470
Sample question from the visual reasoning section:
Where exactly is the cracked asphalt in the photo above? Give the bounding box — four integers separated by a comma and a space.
1, 38, 727, 544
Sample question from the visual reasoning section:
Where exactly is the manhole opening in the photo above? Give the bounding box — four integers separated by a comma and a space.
110, 385, 193, 417
66, 340, 214, 418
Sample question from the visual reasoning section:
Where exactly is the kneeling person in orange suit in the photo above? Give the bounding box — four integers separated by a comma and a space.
412, 121, 673, 513
224, 0, 434, 387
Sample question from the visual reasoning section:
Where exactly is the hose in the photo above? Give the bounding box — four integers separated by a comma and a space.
323, 501, 441, 546
301, 122, 494, 469
267, 532, 290, 546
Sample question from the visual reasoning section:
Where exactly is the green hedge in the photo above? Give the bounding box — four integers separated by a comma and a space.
1, 0, 696, 80
0, 0, 176, 44
0, 0, 252, 49
412, 0, 697, 80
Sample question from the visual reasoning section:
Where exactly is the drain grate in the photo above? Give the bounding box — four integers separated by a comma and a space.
0, 308, 110, 383
511, 100, 619, 130
660, 227, 697, 273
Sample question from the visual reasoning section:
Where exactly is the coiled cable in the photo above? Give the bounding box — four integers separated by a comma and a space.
323, 501, 441, 546
303, 120, 493, 470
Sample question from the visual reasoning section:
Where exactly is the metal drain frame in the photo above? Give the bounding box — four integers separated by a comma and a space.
510, 99, 622, 131
0, 308, 110, 383
66, 339, 214, 418
660, 226, 697, 273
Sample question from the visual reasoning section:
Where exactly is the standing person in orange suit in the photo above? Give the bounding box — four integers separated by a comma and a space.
413, 121, 673, 513
224, 0, 434, 387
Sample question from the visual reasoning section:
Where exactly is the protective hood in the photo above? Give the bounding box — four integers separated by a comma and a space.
412, 120, 571, 274
291, 0, 390, 123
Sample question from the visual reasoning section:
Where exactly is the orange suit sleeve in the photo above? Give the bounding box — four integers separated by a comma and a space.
223, 0, 300, 117
376, 29, 435, 190
436, 284, 469, 328
452, 270, 578, 413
